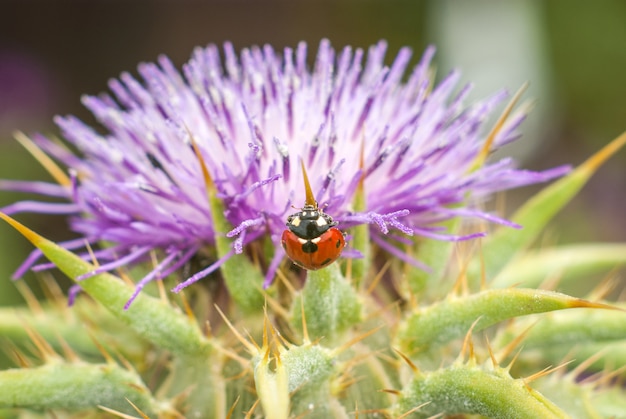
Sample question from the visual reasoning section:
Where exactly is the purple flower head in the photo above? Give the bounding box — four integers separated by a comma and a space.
1, 40, 569, 299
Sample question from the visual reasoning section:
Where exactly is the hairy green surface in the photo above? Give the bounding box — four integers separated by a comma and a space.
1, 134, 625, 418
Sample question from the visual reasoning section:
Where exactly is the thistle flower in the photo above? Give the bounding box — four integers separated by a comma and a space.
2, 40, 568, 299
2, 39, 625, 419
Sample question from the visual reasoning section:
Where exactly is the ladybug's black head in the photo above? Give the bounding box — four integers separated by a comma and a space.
286, 205, 338, 240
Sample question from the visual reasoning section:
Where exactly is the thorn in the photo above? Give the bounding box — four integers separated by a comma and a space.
5, 344, 31, 368
262, 292, 290, 320
478, 239, 487, 291
274, 328, 294, 350
340, 349, 383, 375
275, 266, 297, 296
225, 367, 252, 382
204, 320, 213, 338
0, 211, 45, 247
98, 398, 154, 419
87, 331, 116, 365
186, 124, 216, 213
178, 287, 196, 323
15, 281, 43, 316
459, 316, 482, 363
22, 322, 58, 362
226, 396, 240, 419
14, 131, 71, 187
261, 306, 270, 352
570, 348, 609, 378
426, 66, 436, 96
392, 348, 419, 374
332, 325, 384, 356
345, 257, 353, 284
366, 260, 391, 295
54, 331, 80, 363
494, 191, 507, 231
84, 239, 100, 268
379, 301, 403, 337
353, 408, 392, 418
566, 298, 623, 311
39, 273, 68, 312
588, 270, 620, 301
244, 328, 261, 351
244, 398, 260, 419
380, 388, 401, 396
524, 360, 575, 384
578, 130, 626, 176
300, 159, 317, 207
505, 347, 524, 372
336, 372, 362, 393
156, 273, 168, 304
469, 82, 529, 171
250, 241, 262, 269
300, 297, 310, 344
214, 304, 258, 354
397, 401, 432, 418
362, 299, 398, 328
375, 349, 401, 368
450, 241, 477, 296
126, 398, 151, 419
115, 350, 136, 374
497, 321, 537, 365
97, 405, 140, 419
537, 268, 563, 291
150, 251, 169, 304
485, 335, 498, 369
355, 130, 367, 200
117, 267, 137, 287
584, 364, 626, 387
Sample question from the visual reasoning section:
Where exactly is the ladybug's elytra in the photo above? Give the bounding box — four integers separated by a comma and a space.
281, 162, 346, 270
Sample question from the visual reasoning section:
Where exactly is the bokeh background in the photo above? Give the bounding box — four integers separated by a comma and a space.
1, 0, 625, 305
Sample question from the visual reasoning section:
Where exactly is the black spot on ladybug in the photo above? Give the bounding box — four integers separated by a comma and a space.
335, 239, 341, 248
302, 241, 318, 254
320, 258, 332, 266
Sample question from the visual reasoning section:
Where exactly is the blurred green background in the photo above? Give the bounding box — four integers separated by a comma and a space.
1, 0, 625, 305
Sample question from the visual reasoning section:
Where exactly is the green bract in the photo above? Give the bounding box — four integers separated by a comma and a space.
0, 131, 624, 418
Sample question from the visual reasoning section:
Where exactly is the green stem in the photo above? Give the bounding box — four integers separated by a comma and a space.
0, 212, 210, 358
395, 364, 568, 418
208, 190, 266, 313
396, 288, 612, 354
290, 264, 361, 345
0, 362, 159, 416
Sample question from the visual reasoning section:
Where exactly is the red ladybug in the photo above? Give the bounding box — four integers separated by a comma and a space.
281, 162, 346, 270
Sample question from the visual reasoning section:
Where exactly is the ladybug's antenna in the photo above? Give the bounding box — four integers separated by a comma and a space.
300, 159, 317, 208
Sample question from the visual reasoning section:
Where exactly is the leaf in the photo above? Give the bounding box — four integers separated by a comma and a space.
0, 362, 157, 416
0, 212, 209, 358
474, 131, 626, 282
208, 191, 266, 313
491, 243, 626, 288
395, 288, 615, 354
395, 364, 568, 418
0, 212, 228, 416
0, 303, 148, 363
495, 306, 626, 349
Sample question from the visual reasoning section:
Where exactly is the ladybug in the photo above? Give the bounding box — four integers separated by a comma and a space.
281, 162, 346, 270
